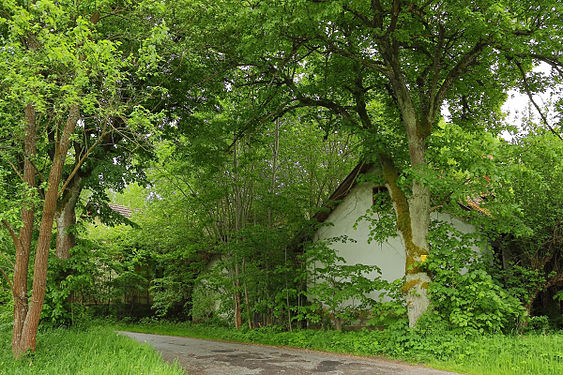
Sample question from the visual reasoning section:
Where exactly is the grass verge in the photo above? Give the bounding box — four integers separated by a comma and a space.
0, 325, 183, 375
117, 320, 563, 375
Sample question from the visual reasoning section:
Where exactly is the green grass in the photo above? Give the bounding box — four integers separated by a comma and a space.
0, 325, 183, 375
117, 320, 563, 375
425, 334, 563, 375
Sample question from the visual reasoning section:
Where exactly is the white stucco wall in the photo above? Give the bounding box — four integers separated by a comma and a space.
314, 180, 480, 302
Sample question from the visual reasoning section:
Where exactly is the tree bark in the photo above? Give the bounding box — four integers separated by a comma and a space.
12, 105, 80, 358
405, 180, 432, 327
55, 175, 82, 260
233, 262, 243, 329
11, 103, 37, 357
242, 259, 252, 329
383, 46, 433, 326
379, 153, 430, 327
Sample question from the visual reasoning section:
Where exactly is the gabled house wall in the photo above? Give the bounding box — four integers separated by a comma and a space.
314, 174, 481, 303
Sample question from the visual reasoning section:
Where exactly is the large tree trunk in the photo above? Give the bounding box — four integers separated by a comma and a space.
380, 152, 431, 327
12, 105, 80, 358
55, 175, 82, 260
401, 108, 432, 327
10, 103, 37, 357
384, 66, 433, 326
405, 180, 432, 326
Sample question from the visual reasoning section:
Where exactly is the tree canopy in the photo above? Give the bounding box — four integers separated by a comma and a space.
0, 0, 562, 357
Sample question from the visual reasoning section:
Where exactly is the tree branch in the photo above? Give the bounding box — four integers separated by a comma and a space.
545, 272, 563, 289
2, 219, 22, 253
514, 60, 563, 141
317, 33, 391, 76
7, 161, 24, 182
342, 5, 374, 27
58, 124, 107, 199
0, 266, 13, 293
434, 41, 487, 117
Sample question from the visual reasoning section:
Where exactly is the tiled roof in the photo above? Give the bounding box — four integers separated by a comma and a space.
108, 203, 135, 218
313, 161, 374, 223
315, 161, 489, 222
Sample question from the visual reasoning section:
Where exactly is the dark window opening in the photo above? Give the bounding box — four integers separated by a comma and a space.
372, 186, 389, 209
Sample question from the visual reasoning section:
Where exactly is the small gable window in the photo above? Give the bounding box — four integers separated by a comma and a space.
372, 186, 389, 210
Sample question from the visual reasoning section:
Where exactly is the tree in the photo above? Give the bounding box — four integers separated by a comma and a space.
0, 0, 165, 357
135, 112, 358, 327
212, 0, 563, 326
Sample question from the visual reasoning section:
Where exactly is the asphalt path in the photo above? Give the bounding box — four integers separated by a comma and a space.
120, 331, 461, 375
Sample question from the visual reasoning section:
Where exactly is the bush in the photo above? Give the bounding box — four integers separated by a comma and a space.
426, 221, 523, 333
521, 315, 552, 334
300, 236, 393, 330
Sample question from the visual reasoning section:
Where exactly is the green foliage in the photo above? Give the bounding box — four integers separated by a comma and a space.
119, 112, 358, 326
42, 244, 97, 326
41, 225, 158, 325
366, 279, 407, 328
488, 131, 563, 324
0, 298, 13, 333
520, 316, 552, 334
192, 224, 303, 326
0, 325, 182, 375
191, 261, 233, 325
300, 236, 396, 329
356, 186, 397, 245
425, 221, 523, 333
499, 265, 548, 308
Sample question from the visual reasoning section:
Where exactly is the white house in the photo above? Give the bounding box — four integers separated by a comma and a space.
313, 161, 483, 303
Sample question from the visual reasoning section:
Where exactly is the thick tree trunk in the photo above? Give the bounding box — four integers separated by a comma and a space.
55, 176, 82, 260
385, 72, 433, 326
12, 105, 80, 358
380, 152, 431, 328
402, 108, 432, 326
405, 180, 432, 326
11, 103, 37, 357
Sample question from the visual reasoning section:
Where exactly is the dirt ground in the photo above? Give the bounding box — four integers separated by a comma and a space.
120, 331, 461, 375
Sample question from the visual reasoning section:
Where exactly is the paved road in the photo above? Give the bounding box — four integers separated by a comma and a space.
120, 331, 460, 375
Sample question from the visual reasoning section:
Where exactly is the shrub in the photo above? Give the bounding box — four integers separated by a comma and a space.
301, 236, 392, 330
426, 221, 523, 333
